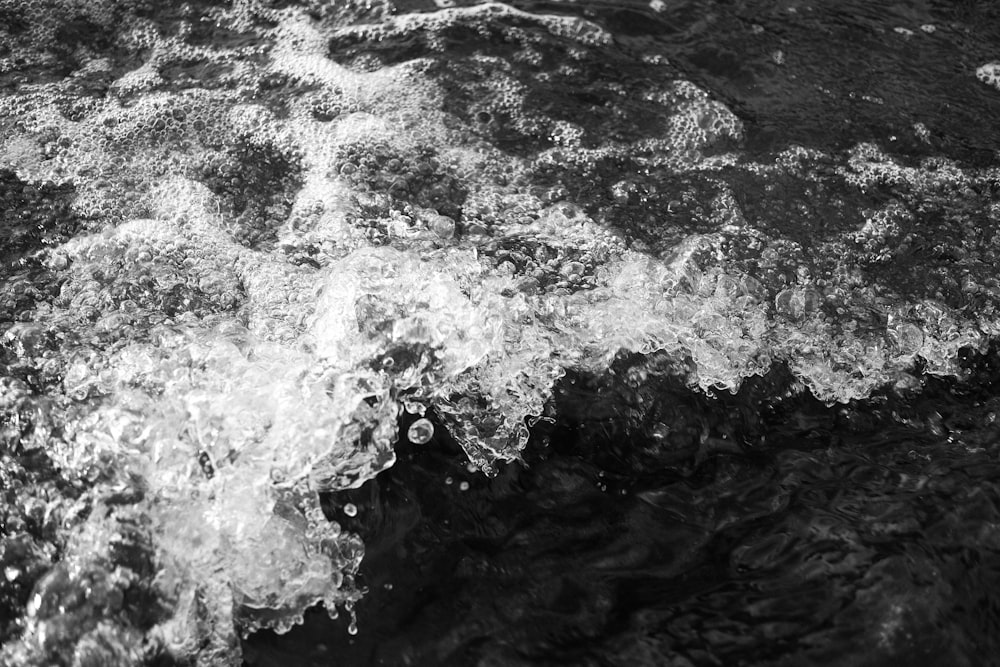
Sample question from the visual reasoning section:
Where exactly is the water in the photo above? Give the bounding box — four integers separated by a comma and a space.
1, 1, 1000, 665
245, 350, 1000, 666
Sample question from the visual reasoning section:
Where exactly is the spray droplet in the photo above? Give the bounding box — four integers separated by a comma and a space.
343, 503, 357, 517
347, 608, 358, 635
459, 481, 470, 491
407, 418, 434, 444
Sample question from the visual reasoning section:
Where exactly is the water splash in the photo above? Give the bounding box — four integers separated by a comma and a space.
2, 1, 1000, 664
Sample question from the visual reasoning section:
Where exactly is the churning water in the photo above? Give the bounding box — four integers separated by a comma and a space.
2, 1, 1000, 665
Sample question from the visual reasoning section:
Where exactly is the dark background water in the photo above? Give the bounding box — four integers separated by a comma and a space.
245, 3, 1000, 664
248, 349, 1000, 666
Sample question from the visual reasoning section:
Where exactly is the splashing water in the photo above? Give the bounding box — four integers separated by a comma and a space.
2, 0, 1000, 665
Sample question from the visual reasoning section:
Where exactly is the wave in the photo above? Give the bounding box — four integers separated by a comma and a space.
1, 1, 999, 664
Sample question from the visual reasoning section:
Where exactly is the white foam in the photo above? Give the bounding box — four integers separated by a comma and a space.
976, 62, 1000, 91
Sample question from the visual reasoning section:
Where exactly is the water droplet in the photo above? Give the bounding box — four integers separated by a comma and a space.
343, 503, 357, 517
429, 214, 456, 239
407, 418, 434, 444
459, 481, 470, 491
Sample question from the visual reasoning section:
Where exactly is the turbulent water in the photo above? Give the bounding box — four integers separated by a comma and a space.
2, 0, 1000, 665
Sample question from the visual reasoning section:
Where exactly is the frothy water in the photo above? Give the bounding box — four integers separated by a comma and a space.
2, 0, 1000, 665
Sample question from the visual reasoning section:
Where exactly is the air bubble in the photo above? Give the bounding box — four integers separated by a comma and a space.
890, 322, 925, 356
428, 214, 456, 239
407, 418, 434, 444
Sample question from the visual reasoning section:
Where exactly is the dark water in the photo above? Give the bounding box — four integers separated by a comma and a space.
3, 1, 1000, 666
246, 349, 1000, 666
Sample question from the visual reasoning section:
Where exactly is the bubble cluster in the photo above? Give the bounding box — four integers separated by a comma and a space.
335, 141, 468, 220
54, 218, 242, 336
976, 62, 1000, 91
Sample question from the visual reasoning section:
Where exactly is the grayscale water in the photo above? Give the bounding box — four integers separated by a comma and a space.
1, 1, 1000, 665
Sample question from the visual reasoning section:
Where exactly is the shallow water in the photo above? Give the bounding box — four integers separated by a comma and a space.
2, 1, 1000, 665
